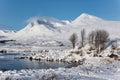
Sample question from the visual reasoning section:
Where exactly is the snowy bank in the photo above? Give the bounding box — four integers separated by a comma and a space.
0, 58, 119, 80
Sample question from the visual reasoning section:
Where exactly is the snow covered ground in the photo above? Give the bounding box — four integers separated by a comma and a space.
0, 43, 120, 80
0, 57, 119, 80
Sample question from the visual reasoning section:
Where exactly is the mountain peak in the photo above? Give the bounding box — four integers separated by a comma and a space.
77, 13, 102, 21
79, 13, 91, 17
72, 13, 103, 25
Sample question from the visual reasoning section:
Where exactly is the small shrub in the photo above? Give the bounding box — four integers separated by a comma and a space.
5, 77, 10, 80
108, 54, 118, 60
29, 56, 33, 60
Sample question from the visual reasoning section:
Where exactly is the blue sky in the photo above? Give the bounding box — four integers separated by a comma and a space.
0, 0, 120, 30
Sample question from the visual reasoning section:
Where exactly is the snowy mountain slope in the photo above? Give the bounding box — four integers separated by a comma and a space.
70, 13, 120, 39
0, 24, 16, 37
0, 30, 15, 37
12, 17, 69, 40
10, 13, 120, 45
71, 13, 104, 26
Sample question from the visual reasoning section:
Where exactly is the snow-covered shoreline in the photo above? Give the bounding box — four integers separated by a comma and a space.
0, 58, 119, 80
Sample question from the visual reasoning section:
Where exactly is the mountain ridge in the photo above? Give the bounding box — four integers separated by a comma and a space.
2, 13, 120, 43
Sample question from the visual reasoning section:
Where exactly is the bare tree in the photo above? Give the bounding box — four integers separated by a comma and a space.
88, 31, 95, 48
96, 30, 109, 52
88, 30, 109, 53
69, 33, 77, 49
80, 29, 86, 47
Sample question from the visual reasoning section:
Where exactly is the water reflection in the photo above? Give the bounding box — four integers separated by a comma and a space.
0, 53, 68, 71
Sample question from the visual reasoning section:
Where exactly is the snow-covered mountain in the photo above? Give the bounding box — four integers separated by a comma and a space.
13, 17, 69, 39
71, 13, 104, 26
0, 30, 15, 37
70, 13, 120, 39
9, 13, 120, 44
